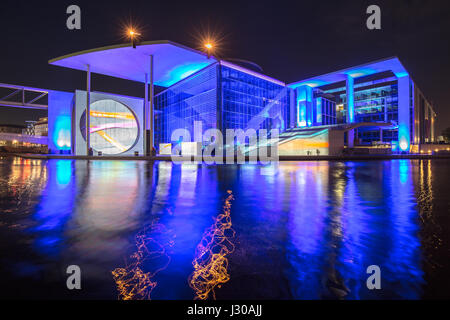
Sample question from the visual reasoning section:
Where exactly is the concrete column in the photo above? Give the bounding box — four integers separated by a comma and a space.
144, 73, 148, 155
397, 75, 411, 152
348, 129, 355, 148
144, 55, 154, 156
149, 55, 154, 154
346, 75, 354, 123
430, 105, 435, 143
86, 64, 91, 155
296, 85, 313, 127
289, 89, 295, 128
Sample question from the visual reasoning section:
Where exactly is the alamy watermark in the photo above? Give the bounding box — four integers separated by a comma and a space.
66, 265, 81, 290
169, 121, 279, 164
366, 265, 381, 290
366, 5, 381, 30
66, 5, 81, 30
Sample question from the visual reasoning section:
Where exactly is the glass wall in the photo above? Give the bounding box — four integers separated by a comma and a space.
326, 81, 399, 144
155, 64, 219, 146
314, 97, 336, 125
155, 62, 291, 149
221, 65, 290, 134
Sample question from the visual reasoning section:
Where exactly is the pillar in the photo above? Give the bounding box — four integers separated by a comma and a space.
144, 73, 149, 155
86, 64, 91, 155
296, 85, 313, 127
144, 55, 154, 156
149, 55, 154, 154
346, 74, 354, 123
348, 129, 355, 148
397, 75, 411, 152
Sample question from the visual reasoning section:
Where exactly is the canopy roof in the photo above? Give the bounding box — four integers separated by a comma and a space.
49, 40, 216, 87
288, 57, 409, 89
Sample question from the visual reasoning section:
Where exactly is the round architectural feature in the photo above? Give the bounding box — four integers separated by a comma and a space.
80, 99, 139, 155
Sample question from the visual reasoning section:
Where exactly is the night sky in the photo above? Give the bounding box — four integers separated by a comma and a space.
0, 0, 449, 133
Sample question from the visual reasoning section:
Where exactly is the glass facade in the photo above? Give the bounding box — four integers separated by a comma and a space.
314, 96, 336, 125
155, 62, 290, 148
334, 83, 398, 124
221, 65, 290, 134
153, 60, 432, 151
322, 80, 400, 144
155, 64, 218, 147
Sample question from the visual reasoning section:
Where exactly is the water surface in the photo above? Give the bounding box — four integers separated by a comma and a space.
0, 157, 449, 299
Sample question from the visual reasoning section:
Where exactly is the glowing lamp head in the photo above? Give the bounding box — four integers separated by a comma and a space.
127, 28, 141, 49
127, 28, 140, 38
205, 43, 213, 50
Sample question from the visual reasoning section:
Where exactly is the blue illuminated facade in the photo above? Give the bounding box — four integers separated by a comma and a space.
155, 63, 218, 146
287, 58, 436, 152
47, 52, 435, 155
221, 64, 289, 132
153, 57, 435, 153
155, 61, 290, 147
47, 90, 74, 154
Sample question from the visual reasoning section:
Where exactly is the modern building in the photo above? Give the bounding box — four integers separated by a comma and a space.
34, 117, 48, 136
6, 40, 436, 156
0, 124, 47, 151
287, 58, 436, 154
0, 124, 24, 134
154, 60, 290, 149
23, 121, 37, 135
22, 117, 48, 136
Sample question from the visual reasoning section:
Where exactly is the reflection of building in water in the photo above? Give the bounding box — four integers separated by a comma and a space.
112, 220, 174, 300
189, 191, 235, 300
281, 161, 423, 299
74, 161, 146, 232
281, 163, 331, 299
7, 158, 48, 187
154, 162, 172, 203
335, 161, 423, 299
1, 158, 48, 219
178, 163, 198, 203
31, 160, 75, 256
415, 160, 441, 271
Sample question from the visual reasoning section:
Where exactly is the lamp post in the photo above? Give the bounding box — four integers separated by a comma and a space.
204, 42, 213, 58
143, 55, 154, 156
128, 29, 141, 49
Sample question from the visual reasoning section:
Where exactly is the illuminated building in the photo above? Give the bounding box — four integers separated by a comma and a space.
2, 42, 436, 155
288, 57, 436, 153
154, 61, 289, 148
34, 117, 48, 136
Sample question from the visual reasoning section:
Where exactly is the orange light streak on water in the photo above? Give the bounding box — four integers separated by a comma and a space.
189, 190, 235, 300
112, 221, 174, 300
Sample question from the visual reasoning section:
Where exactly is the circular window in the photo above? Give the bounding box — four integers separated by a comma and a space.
80, 99, 139, 155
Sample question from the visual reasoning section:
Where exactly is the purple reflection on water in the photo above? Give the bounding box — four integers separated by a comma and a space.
0, 158, 446, 299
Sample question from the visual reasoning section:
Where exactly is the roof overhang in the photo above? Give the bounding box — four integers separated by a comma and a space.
288, 57, 409, 89
49, 40, 217, 87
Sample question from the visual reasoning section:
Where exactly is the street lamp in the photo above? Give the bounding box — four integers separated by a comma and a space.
128, 28, 141, 49
204, 42, 214, 58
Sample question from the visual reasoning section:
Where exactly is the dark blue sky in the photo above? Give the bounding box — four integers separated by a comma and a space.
1, 0, 449, 133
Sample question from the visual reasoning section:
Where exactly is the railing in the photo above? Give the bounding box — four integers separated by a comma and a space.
0, 83, 48, 109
